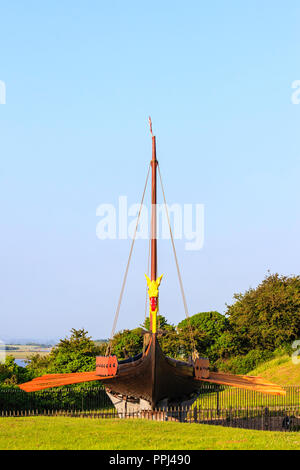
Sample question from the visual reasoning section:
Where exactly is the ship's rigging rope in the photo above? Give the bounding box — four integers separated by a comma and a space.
157, 163, 197, 357
106, 164, 151, 355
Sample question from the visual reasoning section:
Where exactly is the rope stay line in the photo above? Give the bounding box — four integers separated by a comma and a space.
106, 164, 151, 355
157, 163, 197, 357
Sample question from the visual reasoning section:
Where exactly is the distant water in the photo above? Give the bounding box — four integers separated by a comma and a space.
15, 359, 27, 367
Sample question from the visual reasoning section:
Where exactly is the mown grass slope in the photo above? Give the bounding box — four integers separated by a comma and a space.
249, 354, 300, 386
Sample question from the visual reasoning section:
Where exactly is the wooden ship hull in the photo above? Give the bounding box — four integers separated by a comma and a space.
97, 334, 285, 407
102, 335, 198, 407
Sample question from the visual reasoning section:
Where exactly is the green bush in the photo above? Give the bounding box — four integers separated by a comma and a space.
215, 349, 274, 375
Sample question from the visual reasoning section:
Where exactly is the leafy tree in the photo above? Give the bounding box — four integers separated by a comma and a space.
109, 328, 144, 359
26, 328, 103, 375
177, 311, 229, 361
49, 328, 102, 373
25, 353, 54, 377
226, 273, 300, 353
0, 356, 32, 385
210, 330, 241, 360
158, 324, 181, 358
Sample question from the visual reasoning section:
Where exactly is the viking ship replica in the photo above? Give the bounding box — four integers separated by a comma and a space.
20, 119, 285, 409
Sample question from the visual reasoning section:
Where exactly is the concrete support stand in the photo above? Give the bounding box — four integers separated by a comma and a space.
106, 391, 152, 417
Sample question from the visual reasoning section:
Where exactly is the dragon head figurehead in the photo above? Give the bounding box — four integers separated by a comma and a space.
145, 274, 163, 333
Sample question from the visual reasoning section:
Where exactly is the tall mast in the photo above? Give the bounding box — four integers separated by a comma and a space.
145, 117, 162, 335
150, 117, 157, 281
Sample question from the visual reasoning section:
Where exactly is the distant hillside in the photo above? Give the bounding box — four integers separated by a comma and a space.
94, 339, 108, 346
249, 354, 300, 386
3, 338, 58, 346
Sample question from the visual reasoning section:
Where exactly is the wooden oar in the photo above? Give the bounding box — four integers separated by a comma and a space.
18, 372, 114, 392
198, 371, 286, 396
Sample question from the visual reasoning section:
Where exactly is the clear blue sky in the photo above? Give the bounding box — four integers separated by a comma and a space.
1, 1, 300, 341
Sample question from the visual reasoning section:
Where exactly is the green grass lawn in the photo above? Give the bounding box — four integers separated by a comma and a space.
0, 417, 300, 450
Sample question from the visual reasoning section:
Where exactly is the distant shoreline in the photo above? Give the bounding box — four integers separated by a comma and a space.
3, 344, 52, 360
